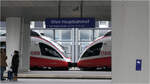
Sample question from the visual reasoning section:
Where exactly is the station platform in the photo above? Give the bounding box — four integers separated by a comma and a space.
4, 71, 111, 79
1, 79, 112, 84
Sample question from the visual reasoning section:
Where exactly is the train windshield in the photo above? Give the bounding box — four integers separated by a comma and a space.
0, 33, 6, 36
39, 43, 63, 58
104, 31, 111, 37
0, 42, 6, 48
0, 32, 6, 36
81, 43, 103, 58
49, 41, 68, 58
31, 31, 40, 37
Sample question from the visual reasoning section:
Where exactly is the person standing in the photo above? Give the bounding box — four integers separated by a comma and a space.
0, 48, 7, 81
11, 50, 19, 81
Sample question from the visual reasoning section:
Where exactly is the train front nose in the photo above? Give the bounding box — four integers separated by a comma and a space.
77, 60, 84, 68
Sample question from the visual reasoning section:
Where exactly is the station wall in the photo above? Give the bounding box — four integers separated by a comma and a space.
112, 1, 149, 83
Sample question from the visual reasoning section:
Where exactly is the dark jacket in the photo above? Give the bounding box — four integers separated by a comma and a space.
11, 54, 19, 72
0, 52, 7, 67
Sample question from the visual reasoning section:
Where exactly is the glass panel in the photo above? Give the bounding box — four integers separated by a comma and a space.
79, 30, 93, 42
61, 42, 72, 54
79, 42, 91, 54
66, 54, 71, 59
94, 29, 110, 40
0, 21, 6, 27
99, 21, 110, 28
95, 21, 100, 28
33, 30, 54, 40
55, 30, 72, 41
34, 21, 44, 28
30, 21, 34, 29
0, 21, 6, 30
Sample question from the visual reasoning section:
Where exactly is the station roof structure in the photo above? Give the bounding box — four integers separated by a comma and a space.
1, 0, 111, 21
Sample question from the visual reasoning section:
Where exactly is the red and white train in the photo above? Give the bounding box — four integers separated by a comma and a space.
0, 31, 71, 70
77, 31, 111, 70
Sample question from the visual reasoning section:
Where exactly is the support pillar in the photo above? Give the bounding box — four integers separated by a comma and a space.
6, 17, 30, 72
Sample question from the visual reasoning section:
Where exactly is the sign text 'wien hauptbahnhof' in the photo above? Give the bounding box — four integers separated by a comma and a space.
45, 18, 95, 28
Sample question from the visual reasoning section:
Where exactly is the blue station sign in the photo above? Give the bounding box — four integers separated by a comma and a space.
45, 18, 95, 28
136, 59, 142, 71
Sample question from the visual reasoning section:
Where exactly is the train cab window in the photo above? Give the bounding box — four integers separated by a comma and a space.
30, 31, 40, 37
0, 42, 6, 48
39, 43, 62, 58
104, 31, 111, 37
0, 33, 6, 36
82, 43, 103, 58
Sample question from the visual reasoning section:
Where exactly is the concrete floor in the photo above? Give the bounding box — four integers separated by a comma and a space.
1, 79, 111, 84
20, 71, 111, 79
4, 71, 111, 79
22, 71, 111, 75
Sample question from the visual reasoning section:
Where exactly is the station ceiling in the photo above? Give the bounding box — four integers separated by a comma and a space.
1, 0, 111, 21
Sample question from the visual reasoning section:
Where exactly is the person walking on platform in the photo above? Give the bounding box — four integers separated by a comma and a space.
0, 48, 7, 81
11, 50, 19, 81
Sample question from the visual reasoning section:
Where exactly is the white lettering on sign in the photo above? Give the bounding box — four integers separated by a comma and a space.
51, 20, 61, 24
61, 20, 90, 24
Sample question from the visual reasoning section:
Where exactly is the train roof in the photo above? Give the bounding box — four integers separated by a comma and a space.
0, 30, 68, 59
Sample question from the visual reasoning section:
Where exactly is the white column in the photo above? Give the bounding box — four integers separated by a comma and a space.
149, 1, 150, 83
19, 18, 30, 72
72, 28, 75, 63
6, 17, 21, 71
6, 17, 30, 72
112, 1, 149, 84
